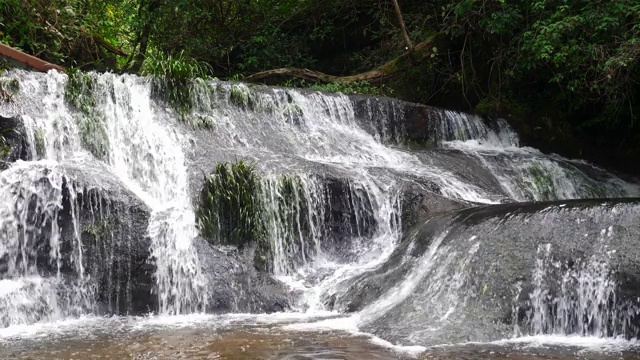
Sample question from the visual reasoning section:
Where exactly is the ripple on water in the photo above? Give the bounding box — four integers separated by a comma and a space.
1, 316, 640, 359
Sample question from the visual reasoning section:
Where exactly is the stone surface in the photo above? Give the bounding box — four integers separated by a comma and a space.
0, 115, 30, 169
195, 239, 292, 313
357, 199, 640, 345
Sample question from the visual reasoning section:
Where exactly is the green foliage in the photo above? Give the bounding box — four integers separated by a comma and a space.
64, 71, 110, 159
1, 0, 136, 69
196, 160, 267, 251
142, 51, 211, 116
441, 0, 640, 124
0, 77, 19, 102
3, 0, 640, 170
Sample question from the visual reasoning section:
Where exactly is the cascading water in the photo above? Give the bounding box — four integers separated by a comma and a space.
2, 68, 640, 358
438, 113, 640, 201
4, 71, 207, 318
0, 161, 94, 326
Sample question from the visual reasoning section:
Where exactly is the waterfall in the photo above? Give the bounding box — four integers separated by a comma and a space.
438, 112, 640, 201
0, 161, 93, 326
1, 69, 640, 349
5, 71, 207, 317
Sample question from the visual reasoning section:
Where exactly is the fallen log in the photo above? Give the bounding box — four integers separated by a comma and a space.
0, 43, 64, 72
245, 34, 440, 84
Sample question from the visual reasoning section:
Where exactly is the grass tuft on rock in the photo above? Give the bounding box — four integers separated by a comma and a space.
142, 51, 211, 119
196, 160, 270, 269
196, 161, 317, 272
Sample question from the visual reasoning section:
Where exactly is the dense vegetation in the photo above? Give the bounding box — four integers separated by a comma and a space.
1, 0, 639, 172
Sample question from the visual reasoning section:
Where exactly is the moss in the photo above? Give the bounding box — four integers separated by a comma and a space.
196, 160, 267, 256
0, 77, 20, 102
405, 138, 436, 150
82, 216, 120, 239
187, 115, 215, 129
65, 72, 96, 112
526, 162, 555, 201
79, 116, 110, 159
65, 71, 110, 159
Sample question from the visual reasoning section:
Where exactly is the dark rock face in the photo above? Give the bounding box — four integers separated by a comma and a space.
0, 161, 156, 316
195, 239, 292, 313
400, 181, 469, 232
0, 115, 31, 169
351, 95, 436, 146
319, 175, 376, 256
354, 199, 640, 345
62, 163, 155, 315
319, 181, 468, 313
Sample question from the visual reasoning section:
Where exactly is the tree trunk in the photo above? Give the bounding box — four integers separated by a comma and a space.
392, 0, 413, 51
129, 0, 161, 73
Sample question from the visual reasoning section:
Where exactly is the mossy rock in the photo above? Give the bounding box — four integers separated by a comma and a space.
196, 161, 315, 273
196, 160, 269, 270
0, 77, 20, 102
64, 71, 110, 159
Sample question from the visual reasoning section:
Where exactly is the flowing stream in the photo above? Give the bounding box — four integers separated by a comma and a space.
1, 70, 640, 359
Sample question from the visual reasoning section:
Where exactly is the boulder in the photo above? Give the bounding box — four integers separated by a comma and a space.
0, 115, 30, 169
195, 238, 292, 313
357, 199, 640, 345
0, 160, 155, 317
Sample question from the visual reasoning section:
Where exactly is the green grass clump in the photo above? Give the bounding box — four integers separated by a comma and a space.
142, 51, 212, 117
64, 71, 110, 159
197, 161, 268, 267
197, 162, 319, 272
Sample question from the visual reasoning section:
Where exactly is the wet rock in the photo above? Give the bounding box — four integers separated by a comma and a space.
400, 180, 469, 232
0, 115, 30, 169
0, 161, 155, 316
321, 181, 468, 313
359, 199, 640, 345
320, 175, 376, 256
60, 162, 155, 315
194, 239, 292, 313
351, 95, 436, 146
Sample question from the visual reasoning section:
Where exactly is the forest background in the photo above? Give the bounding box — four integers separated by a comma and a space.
1, 0, 639, 173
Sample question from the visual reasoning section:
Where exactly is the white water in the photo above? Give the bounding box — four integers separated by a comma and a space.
0, 161, 95, 326
439, 115, 640, 201
5, 71, 207, 318
525, 228, 625, 338
1, 70, 640, 354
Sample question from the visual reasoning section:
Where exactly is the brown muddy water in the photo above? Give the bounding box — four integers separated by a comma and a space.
1, 316, 639, 360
